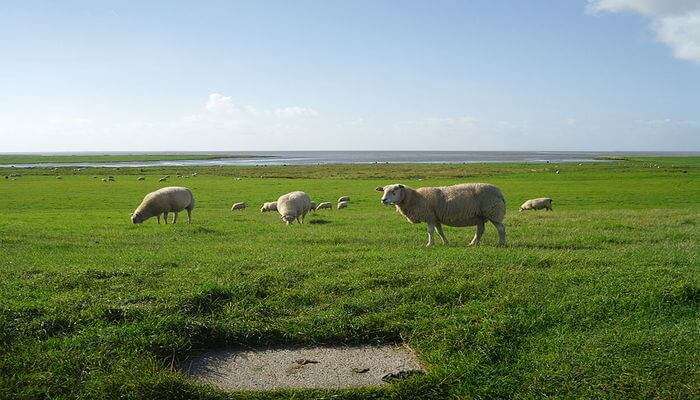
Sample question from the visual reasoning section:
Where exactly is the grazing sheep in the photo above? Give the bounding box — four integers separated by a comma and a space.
276, 191, 312, 224
137, 176, 145, 181
101, 178, 107, 182
519, 198, 553, 212
107, 176, 115, 181
376, 183, 507, 247
315, 202, 332, 211
337, 200, 349, 209
338, 196, 350, 203
158, 176, 168, 182
131, 186, 195, 224
260, 202, 278, 213
56, 176, 62, 179
230, 202, 247, 211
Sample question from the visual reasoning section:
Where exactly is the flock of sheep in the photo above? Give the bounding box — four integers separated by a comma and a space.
131, 183, 553, 247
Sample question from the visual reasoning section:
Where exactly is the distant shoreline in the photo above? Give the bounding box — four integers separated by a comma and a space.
0, 151, 697, 169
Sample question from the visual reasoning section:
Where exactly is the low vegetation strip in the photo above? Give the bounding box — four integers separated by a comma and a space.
0, 158, 697, 399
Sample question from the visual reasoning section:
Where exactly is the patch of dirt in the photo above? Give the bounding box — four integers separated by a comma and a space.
183, 344, 424, 390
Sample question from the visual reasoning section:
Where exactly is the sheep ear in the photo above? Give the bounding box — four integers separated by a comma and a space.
375, 186, 384, 192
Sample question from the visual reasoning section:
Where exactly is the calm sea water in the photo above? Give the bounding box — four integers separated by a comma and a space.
0, 151, 695, 168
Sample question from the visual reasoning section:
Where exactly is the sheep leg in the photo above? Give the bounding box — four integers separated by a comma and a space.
157, 214, 161, 224
173, 212, 179, 224
436, 223, 448, 245
491, 220, 507, 246
469, 223, 485, 246
163, 212, 169, 224
426, 223, 435, 247
186, 208, 192, 223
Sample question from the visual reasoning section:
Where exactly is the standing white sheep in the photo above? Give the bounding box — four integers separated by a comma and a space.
519, 198, 553, 212
276, 191, 312, 225
376, 183, 507, 247
260, 202, 278, 213
230, 202, 247, 211
338, 196, 350, 203
315, 202, 332, 210
337, 201, 349, 209
131, 186, 195, 224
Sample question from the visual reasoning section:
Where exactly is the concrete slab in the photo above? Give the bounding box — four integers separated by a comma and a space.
183, 344, 424, 390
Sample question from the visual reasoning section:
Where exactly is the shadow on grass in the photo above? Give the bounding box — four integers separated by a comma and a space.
508, 242, 601, 251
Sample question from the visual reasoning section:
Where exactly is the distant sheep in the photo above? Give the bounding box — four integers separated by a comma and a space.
131, 186, 195, 224
230, 202, 247, 211
338, 196, 350, 203
337, 200, 349, 209
158, 176, 168, 182
519, 198, 553, 212
276, 191, 312, 224
260, 202, 278, 212
56, 176, 62, 179
137, 176, 145, 181
315, 202, 332, 210
376, 183, 506, 246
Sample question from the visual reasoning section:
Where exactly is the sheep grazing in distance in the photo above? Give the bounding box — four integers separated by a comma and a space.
260, 202, 278, 212
137, 176, 145, 181
131, 186, 195, 224
376, 183, 507, 247
276, 191, 312, 224
101, 178, 107, 182
158, 176, 168, 182
56, 176, 62, 179
337, 200, 349, 209
519, 198, 553, 212
230, 202, 247, 211
315, 202, 332, 210
338, 196, 350, 203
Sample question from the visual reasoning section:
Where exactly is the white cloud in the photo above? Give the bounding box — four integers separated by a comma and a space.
273, 106, 319, 118
587, 0, 700, 62
204, 93, 236, 114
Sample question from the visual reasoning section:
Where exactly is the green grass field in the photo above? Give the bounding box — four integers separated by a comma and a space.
1, 158, 697, 399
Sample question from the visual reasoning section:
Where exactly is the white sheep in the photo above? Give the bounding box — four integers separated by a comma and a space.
337, 200, 349, 209
137, 176, 145, 181
519, 198, 553, 212
230, 202, 247, 211
376, 183, 506, 247
260, 202, 278, 213
338, 196, 350, 203
158, 176, 168, 182
131, 186, 195, 224
276, 191, 312, 224
315, 202, 332, 210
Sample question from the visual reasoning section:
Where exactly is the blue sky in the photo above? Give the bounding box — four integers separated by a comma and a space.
1, 0, 698, 152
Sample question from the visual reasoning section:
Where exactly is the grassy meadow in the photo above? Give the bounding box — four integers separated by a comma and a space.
0, 157, 698, 399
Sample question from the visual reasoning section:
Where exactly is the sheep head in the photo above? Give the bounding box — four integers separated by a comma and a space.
377, 184, 406, 205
